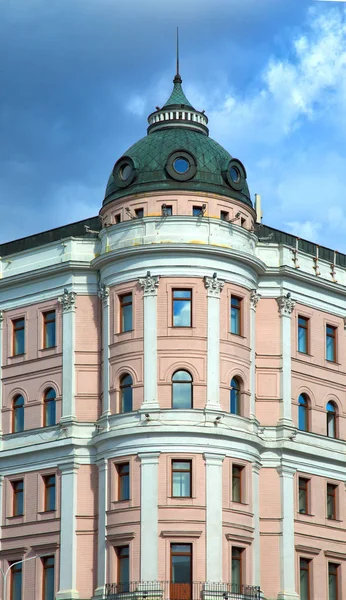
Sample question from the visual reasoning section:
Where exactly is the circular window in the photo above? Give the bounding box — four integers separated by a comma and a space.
166, 150, 197, 181
113, 157, 136, 188
173, 157, 190, 174
224, 159, 246, 191
120, 163, 132, 181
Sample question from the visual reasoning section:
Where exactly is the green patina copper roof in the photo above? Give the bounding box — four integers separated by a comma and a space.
103, 127, 251, 206
162, 75, 193, 108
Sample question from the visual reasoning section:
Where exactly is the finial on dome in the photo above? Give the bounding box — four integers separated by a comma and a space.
174, 27, 182, 84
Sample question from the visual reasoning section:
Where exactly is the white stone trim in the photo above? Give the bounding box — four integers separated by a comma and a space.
94, 458, 108, 598
250, 291, 260, 419
59, 290, 77, 422
204, 453, 225, 582
0, 310, 3, 435
138, 452, 160, 580
57, 461, 80, 600
205, 275, 224, 410
277, 464, 299, 600
99, 284, 110, 416
252, 463, 261, 587
139, 274, 160, 409
276, 295, 296, 425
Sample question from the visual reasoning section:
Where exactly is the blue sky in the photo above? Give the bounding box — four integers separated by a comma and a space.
2, 0, 346, 252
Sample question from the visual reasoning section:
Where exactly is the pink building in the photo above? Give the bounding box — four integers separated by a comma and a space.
0, 68, 344, 600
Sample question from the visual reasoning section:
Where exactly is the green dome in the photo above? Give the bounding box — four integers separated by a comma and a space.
103, 76, 252, 207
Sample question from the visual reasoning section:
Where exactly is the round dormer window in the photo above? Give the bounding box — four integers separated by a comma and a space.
166, 150, 197, 181
113, 157, 136, 188
224, 159, 246, 191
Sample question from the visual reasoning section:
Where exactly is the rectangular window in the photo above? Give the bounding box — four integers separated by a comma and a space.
134, 208, 144, 218
172, 289, 192, 327
172, 460, 192, 498
231, 547, 243, 588
326, 325, 337, 362
170, 543, 192, 600
117, 463, 130, 501
232, 465, 243, 503
162, 204, 173, 216
220, 210, 229, 221
327, 483, 337, 520
12, 480, 24, 516
12, 318, 25, 356
116, 546, 129, 591
44, 475, 56, 512
298, 316, 309, 354
10, 562, 22, 600
240, 217, 246, 227
193, 205, 202, 216
230, 296, 241, 335
328, 563, 339, 600
43, 311, 56, 349
42, 556, 55, 600
114, 214, 121, 224
298, 478, 309, 514
300, 558, 310, 600
120, 294, 133, 332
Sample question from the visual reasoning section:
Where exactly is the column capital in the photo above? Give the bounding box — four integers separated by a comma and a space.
204, 274, 225, 298
59, 289, 77, 312
98, 283, 110, 305
276, 464, 296, 477
138, 451, 161, 464
277, 294, 296, 316
0, 310, 4, 325
139, 271, 160, 296
203, 452, 225, 465
252, 462, 261, 475
96, 457, 108, 472
250, 290, 261, 311
58, 461, 80, 475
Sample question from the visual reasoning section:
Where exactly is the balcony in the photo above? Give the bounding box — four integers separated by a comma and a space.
105, 581, 261, 600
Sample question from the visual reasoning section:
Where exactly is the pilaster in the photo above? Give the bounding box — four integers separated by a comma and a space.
58, 289, 77, 423
252, 463, 261, 588
204, 453, 225, 582
98, 284, 110, 416
57, 461, 80, 600
0, 311, 3, 435
250, 291, 260, 420
204, 275, 224, 410
138, 452, 160, 581
94, 458, 108, 599
276, 294, 296, 426
277, 464, 299, 600
139, 272, 160, 410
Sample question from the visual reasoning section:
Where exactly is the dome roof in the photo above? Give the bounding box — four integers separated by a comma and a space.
103, 75, 252, 207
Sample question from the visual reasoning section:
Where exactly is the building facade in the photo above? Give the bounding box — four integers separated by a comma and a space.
0, 69, 345, 600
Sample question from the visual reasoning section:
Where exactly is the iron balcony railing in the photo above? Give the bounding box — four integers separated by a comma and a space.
105, 581, 261, 600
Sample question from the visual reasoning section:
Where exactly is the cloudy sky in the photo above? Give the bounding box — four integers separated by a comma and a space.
1, 0, 346, 251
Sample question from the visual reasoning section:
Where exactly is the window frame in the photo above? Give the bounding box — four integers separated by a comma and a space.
12, 317, 25, 356
43, 475, 56, 512
171, 459, 192, 498
298, 477, 309, 515
299, 557, 311, 600
115, 545, 130, 590
298, 394, 309, 432
117, 462, 130, 501
172, 289, 192, 328
220, 210, 229, 221
326, 324, 337, 363
230, 377, 241, 416
170, 543, 192, 585
10, 561, 22, 600
326, 401, 338, 439
231, 547, 243, 588
12, 395, 24, 433
192, 205, 202, 217
119, 293, 133, 333
43, 310, 56, 349
327, 483, 337, 520
42, 555, 55, 600
12, 479, 24, 517
43, 388, 56, 427
298, 316, 309, 354
232, 465, 244, 503
230, 296, 242, 336
172, 370, 193, 409
119, 374, 133, 413
328, 562, 340, 600
134, 207, 144, 218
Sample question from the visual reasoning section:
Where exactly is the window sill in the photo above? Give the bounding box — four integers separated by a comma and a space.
39, 346, 57, 352
297, 512, 314, 517
38, 510, 56, 515
169, 496, 194, 500
112, 499, 131, 504
326, 517, 341, 522
7, 515, 24, 520
9, 353, 25, 359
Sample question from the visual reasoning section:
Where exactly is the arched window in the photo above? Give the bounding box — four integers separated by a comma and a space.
298, 394, 309, 432
44, 388, 56, 427
326, 401, 337, 438
230, 377, 241, 415
172, 370, 193, 409
120, 374, 133, 413
13, 395, 24, 433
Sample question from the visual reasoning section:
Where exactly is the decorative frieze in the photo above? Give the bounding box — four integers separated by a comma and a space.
58, 288, 77, 312
276, 293, 296, 316
204, 273, 224, 298
98, 283, 110, 304
139, 271, 160, 296
250, 290, 261, 310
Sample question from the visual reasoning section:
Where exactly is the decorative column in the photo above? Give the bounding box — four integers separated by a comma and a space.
250, 291, 261, 420
59, 289, 77, 422
276, 294, 296, 425
0, 311, 3, 434
138, 452, 160, 581
57, 462, 80, 600
204, 275, 224, 410
94, 458, 108, 598
252, 463, 261, 588
98, 284, 110, 416
139, 272, 160, 410
277, 465, 299, 600
204, 453, 225, 582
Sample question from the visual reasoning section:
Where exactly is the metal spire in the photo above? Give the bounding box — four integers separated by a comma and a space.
174, 27, 182, 83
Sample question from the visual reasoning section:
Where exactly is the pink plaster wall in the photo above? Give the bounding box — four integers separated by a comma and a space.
75, 295, 101, 422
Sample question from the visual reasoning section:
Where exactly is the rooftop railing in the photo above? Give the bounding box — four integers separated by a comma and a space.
105, 581, 261, 600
